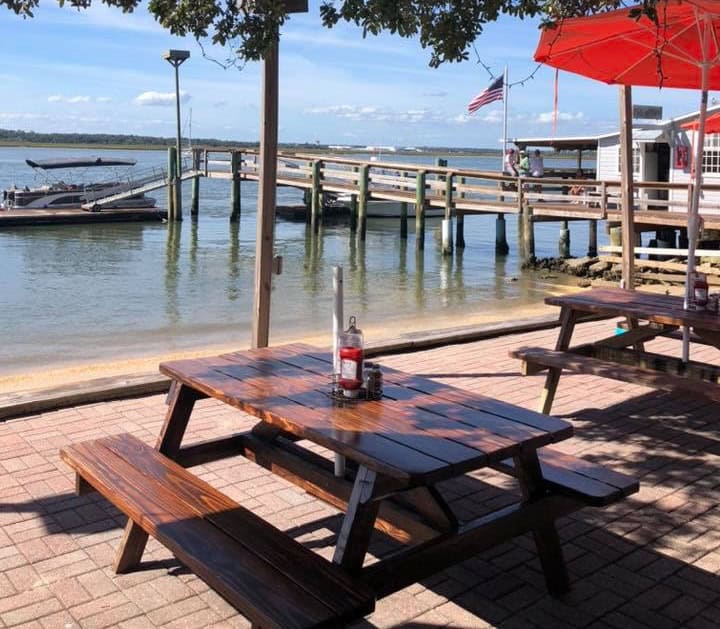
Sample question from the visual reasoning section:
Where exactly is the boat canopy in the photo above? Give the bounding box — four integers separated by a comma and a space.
25, 157, 137, 170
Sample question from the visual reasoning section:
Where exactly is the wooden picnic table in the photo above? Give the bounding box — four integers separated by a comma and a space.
512, 287, 720, 415
61, 342, 638, 627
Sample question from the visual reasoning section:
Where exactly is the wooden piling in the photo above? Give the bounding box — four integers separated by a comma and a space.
349, 194, 358, 233
400, 202, 408, 239
311, 160, 323, 233
559, 220, 570, 258
442, 173, 454, 256
588, 220, 598, 257
415, 170, 426, 250
456, 211, 465, 248
167, 147, 176, 221
230, 151, 241, 223
496, 214, 509, 255
191, 149, 200, 218
523, 206, 535, 262
358, 164, 369, 241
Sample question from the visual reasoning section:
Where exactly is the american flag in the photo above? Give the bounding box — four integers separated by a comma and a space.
467, 76, 504, 114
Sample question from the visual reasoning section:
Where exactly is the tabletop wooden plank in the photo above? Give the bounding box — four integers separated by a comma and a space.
161, 357, 447, 482
545, 288, 720, 332
379, 370, 573, 442
219, 348, 568, 468
242, 345, 571, 444
212, 355, 493, 471
161, 346, 572, 483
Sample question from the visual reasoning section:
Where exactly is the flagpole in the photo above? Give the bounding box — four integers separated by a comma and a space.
502, 66, 509, 167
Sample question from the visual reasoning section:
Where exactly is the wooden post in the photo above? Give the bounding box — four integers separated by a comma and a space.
350, 166, 359, 233
496, 214, 509, 255
303, 188, 311, 225
588, 220, 598, 257
190, 148, 200, 218
251, 39, 279, 349
456, 210, 465, 248
230, 150, 241, 223
358, 164, 369, 242
400, 202, 408, 239
619, 85, 635, 289
442, 173, 454, 256
559, 220, 570, 258
523, 206, 535, 262
415, 170, 426, 250
167, 146, 176, 221
311, 159, 322, 233
349, 194, 358, 233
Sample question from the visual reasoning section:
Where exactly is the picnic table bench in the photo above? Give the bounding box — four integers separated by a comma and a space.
511, 287, 720, 414
61, 343, 638, 627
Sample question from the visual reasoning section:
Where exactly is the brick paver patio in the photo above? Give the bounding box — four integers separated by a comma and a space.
3, 319, 720, 628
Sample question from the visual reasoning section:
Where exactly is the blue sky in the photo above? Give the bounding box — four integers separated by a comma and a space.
0, 1, 712, 148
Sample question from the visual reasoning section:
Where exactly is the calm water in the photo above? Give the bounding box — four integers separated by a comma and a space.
0, 146, 603, 374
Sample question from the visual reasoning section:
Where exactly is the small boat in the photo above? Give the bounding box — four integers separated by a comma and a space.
327, 192, 445, 219
1, 157, 156, 211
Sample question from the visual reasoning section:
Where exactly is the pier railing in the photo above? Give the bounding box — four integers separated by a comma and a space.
197, 148, 720, 232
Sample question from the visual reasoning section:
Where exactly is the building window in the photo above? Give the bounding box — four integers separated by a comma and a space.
702, 134, 720, 174
617, 146, 640, 174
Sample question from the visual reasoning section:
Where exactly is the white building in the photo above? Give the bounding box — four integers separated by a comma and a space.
515, 105, 720, 214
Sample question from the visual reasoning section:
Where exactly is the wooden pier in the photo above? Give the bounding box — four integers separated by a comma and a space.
7, 146, 720, 263
191, 147, 720, 262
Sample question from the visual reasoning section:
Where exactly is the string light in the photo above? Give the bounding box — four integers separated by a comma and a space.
472, 48, 544, 88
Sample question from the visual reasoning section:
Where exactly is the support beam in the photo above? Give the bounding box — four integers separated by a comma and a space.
619, 85, 635, 289
358, 164, 369, 242
588, 220, 598, 257
191, 148, 200, 218
230, 151, 241, 223
559, 220, 570, 258
251, 39, 279, 349
415, 170, 426, 251
167, 147, 176, 220
496, 213, 509, 255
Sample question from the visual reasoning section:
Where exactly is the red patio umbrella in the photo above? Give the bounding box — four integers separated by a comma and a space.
681, 111, 720, 132
534, 0, 720, 361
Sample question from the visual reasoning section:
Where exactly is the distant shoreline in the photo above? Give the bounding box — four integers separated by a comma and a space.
0, 141, 590, 160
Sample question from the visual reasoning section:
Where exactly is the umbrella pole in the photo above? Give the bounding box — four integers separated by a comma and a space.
619, 85, 635, 289
682, 42, 711, 362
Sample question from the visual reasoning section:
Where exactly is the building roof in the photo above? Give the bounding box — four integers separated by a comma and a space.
512, 136, 598, 151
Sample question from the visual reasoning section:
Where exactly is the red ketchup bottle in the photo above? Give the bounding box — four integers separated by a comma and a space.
338, 316, 364, 397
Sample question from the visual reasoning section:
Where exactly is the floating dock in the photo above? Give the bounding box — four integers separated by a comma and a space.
0, 207, 167, 227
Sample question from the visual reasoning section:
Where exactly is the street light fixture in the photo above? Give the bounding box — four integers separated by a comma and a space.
163, 49, 190, 220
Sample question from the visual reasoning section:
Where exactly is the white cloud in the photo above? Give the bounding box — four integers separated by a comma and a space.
304, 104, 441, 124
422, 90, 448, 98
0, 112, 50, 121
535, 111, 585, 124
134, 91, 191, 106
96, 96, 113, 103
47, 95, 95, 103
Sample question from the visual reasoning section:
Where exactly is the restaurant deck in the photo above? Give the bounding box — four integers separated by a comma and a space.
2, 318, 720, 628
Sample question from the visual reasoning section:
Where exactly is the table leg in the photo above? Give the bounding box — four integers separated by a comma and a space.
539, 307, 577, 414
626, 317, 645, 353
513, 450, 570, 596
114, 383, 198, 573
332, 465, 380, 573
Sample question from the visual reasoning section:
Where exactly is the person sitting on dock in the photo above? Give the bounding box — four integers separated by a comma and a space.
529, 149, 544, 197
518, 150, 530, 177
503, 148, 519, 177
569, 169, 586, 202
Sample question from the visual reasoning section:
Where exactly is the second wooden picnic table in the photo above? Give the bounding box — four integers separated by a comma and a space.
512, 287, 720, 414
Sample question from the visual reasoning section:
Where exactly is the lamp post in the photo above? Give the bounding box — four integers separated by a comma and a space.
162, 49, 190, 221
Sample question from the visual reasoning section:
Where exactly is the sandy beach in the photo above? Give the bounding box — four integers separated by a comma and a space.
0, 299, 562, 395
